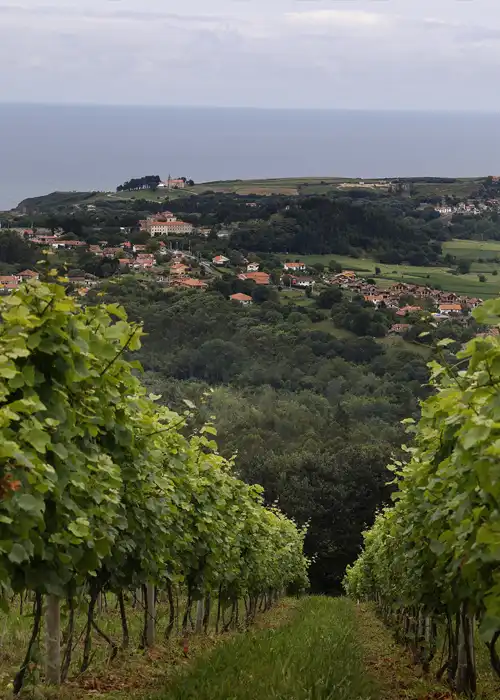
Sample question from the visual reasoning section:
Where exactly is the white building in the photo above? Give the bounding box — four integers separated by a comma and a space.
283, 261, 306, 272
150, 221, 194, 236
213, 255, 230, 266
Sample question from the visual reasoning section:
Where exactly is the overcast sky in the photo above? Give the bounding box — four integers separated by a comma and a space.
1, 0, 500, 110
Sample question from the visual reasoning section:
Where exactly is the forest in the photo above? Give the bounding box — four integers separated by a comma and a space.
93, 278, 430, 592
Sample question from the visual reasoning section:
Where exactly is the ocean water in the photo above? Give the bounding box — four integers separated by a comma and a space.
1, 104, 500, 210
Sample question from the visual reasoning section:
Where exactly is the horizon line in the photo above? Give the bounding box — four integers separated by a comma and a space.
1, 101, 500, 115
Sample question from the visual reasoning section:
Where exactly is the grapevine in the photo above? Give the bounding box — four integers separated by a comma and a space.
345, 298, 500, 696
0, 281, 309, 691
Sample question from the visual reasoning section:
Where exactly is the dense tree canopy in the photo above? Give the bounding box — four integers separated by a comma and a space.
94, 278, 430, 591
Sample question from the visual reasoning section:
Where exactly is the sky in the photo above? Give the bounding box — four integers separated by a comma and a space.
1, 0, 500, 110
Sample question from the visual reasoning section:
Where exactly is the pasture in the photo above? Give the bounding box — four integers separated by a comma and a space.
280, 251, 500, 298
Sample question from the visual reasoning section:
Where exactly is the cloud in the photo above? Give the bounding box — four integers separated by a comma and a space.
286, 9, 389, 28
0, 0, 500, 109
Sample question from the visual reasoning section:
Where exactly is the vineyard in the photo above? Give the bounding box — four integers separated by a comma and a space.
344, 299, 500, 697
0, 281, 309, 693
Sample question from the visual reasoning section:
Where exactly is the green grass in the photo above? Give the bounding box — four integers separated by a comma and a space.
155, 597, 377, 700
444, 239, 500, 261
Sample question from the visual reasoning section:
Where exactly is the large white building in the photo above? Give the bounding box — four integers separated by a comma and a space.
149, 220, 194, 236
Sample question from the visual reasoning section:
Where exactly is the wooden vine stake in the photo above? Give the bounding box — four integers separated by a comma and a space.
45, 595, 61, 685
146, 584, 156, 647
195, 598, 205, 634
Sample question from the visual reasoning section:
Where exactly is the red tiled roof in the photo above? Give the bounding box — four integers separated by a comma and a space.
174, 278, 207, 288
439, 304, 462, 311
238, 272, 270, 285
230, 293, 253, 302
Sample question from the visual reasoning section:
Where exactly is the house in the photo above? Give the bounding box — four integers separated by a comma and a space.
292, 276, 315, 288
464, 297, 483, 309
391, 283, 410, 293
133, 245, 147, 253
0, 276, 19, 285
0, 283, 19, 295
396, 305, 422, 317
440, 293, 459, 303
230, 293, 253, 306
197, 227, 212, 238
18, 270, 39, 281
364, 295, 386, 306
213, 255, 230, 266
238, 272, 270, 285
390, 324, 410, 335
67, 276, 88, 287
31, 235, 60, 246
135, 254, 156, 269
53, 240, 86, 250
247, 263, 260, 273
119, 258, 133, 267
102, 247, 122, 257
166, 177, 186, 190
170, 263, 189, 276
283, 261, 306, 272
439, 303, 462, 315
172, 277, 207, 289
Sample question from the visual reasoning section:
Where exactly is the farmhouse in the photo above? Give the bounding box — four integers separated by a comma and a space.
213, 255, 230, 266
170, 263, 189, 276
238, 272, 270, 285
439, 303, 463, 315
230, 293, 253, 306
292, 276, 315, 288
283, 261, 306, 272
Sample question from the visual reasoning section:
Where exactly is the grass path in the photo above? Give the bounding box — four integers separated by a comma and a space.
153, 597, 376, 700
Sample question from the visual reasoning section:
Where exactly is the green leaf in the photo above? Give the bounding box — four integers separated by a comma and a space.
17, 494, 44, 516
8, 543, 29, 564
24, 428, 50, 453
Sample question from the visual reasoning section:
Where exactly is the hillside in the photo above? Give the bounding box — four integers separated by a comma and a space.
12, 175, 486, 212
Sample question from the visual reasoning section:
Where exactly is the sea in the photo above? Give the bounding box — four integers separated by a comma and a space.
2, 103, 500, 210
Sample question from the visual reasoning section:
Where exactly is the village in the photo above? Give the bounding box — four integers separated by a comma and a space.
325, 269, 483, 336
1, 210, 489, 339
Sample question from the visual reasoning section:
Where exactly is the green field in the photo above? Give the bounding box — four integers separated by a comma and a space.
443, 238, 500, 261
92, 176, 484, 203
281, 251, 500, 298
410, 178, 483, 199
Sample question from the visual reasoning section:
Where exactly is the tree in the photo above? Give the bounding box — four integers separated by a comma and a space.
479, 274, 487, 282
328, 260, 342, 274
252, 286, 274, 304
117, 175, 161, 192
457, 259, 472, 275
0, 231, 37, 268
316, 287, 343, 309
